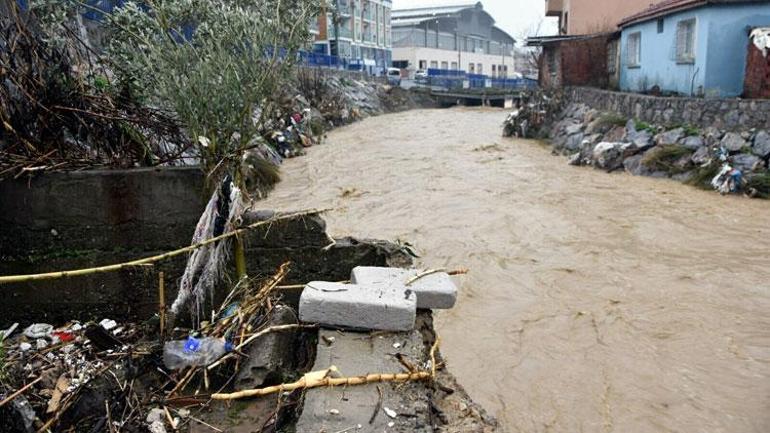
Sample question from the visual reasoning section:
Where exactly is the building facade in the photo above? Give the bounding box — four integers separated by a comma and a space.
529, 32, 620, 89
391, 2, 516, 78
618, 0, 770, 97
312, 0, 393, 71
546, 0, 649, 35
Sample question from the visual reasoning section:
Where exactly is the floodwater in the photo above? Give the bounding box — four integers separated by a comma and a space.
260, 108, 770, 433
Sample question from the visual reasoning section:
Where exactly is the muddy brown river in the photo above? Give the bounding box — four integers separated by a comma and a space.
260, 108, 770, 433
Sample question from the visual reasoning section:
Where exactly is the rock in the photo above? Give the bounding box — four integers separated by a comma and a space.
234, 305, 299, 389
592, 142, 625, 171
603, 126, 627, 143
680, 135, 704, 150
350, 267, 458, 310
655, 128, 684, 146
564, 123, 583, 136
299, 281, 417, 331
732, 154, 761, 172
625, 119, 637, 136
565, 133, 585, 151
623, 154, 650, 176
586, 133, 603, 145
568, 152, 583, 166
721, 132, 747, 152
752, 130, 770, 158
629, 129, 654, 151
691, 146, 711, 165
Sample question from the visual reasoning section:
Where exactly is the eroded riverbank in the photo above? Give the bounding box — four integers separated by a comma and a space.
259, 107, 770, 433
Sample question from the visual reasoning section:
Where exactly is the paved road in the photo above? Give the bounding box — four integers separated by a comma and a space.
260, 107, 770, 433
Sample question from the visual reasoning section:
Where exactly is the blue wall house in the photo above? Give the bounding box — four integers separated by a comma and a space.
618, 0, 770, 97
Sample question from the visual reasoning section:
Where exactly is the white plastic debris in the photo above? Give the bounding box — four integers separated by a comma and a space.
388, 422, 395, 428
99, 319, 118, 331
1, 323, 19, 339
146, 408, 167, 433
71, 323, 83, 332
24, 323, 53, 339
751, 28, 770, 56
383, 407, 397, 418
329, 409, 340, 415
392, 342, 401, 349
36, 338, 48, 349
20, 342, 32, 351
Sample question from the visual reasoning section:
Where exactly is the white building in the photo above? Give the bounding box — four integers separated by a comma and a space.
391, 2, 516, 78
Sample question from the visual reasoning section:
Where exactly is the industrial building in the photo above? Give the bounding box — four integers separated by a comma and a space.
391, 2, 516, 78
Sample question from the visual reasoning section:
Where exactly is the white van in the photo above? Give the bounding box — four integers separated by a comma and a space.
386, 67, 402, 86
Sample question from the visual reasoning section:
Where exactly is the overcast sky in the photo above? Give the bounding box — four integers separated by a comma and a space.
391, 0, 559, 43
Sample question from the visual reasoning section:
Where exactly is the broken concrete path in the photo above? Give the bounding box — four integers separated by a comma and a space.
295, 328, 432, 433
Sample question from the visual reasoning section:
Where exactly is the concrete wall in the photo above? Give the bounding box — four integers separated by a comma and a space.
0, 169, 412, 324
619, 3, 770, 97
391, 46, 515, 77
561, 0, 648, 35
565, 86, 770, 131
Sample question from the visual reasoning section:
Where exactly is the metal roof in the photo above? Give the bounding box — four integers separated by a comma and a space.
526, 31, 619, 47
392, 1, 479, 19
619, 0, 769, 28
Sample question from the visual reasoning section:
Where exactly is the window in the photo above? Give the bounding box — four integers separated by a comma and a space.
657, 19, 664, 34
477, 63, 483, 74
676, 19, 696, 63
627, 32, 641, 67
451, 61, 458, 70
492, 64, 497, 77
430, 60, 438, 69
469, 63, 475, 73
441, 61, 449, 70
419, 60, 427, 69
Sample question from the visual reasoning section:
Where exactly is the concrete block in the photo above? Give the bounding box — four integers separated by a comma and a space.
299, 281, 416, 331
351, 267, 457, 310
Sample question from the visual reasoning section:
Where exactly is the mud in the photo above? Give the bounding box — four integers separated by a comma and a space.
259, 107, 770, 433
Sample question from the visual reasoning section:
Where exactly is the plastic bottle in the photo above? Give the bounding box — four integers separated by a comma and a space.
163, 336, 233, 370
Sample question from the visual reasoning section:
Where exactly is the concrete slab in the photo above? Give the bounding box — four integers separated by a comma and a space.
298, 282, 417, 331
295, 329, 432, 433
351, 267, 457, 310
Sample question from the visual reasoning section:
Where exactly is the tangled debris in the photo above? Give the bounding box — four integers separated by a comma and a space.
0, 263, 314, 433
0, 5, 191, 180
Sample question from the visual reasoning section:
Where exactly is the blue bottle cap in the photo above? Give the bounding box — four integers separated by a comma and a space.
184, 336, 201, 353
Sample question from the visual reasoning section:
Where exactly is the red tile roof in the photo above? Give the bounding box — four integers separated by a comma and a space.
619, 0, 766, 28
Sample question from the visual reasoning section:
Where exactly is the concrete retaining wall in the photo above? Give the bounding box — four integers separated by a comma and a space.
0, 167, 208, 257
566, 86, 770, 131
0, 169, 412, 324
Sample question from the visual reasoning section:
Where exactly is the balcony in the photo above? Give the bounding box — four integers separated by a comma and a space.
336, 1, 352, 16
363, 8, 375, 22
545, 0, 563, 17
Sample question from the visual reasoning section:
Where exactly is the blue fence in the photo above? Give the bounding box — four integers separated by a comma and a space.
425, 68, 537, 91
427, 68, 466, 78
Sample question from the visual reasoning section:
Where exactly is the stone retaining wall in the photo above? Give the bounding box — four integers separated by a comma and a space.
565, 87, 770, 131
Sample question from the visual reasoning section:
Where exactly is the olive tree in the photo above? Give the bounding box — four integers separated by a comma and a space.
105, 0, 325, 180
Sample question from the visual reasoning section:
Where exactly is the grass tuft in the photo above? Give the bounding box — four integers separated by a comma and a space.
642, 145, 692, 173
687, 163, 721, 190
594, 113, 627, 129
746, 173, 770, 199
